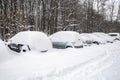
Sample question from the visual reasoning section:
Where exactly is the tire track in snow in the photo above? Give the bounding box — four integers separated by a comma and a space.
49, 49, 112, 80
19, 42, 120, 80
26, 49, 112, 80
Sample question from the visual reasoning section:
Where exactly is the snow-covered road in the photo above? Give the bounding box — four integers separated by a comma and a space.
0, 41, 120, 80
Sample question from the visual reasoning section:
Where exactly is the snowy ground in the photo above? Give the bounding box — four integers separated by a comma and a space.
0, 41, 120, 80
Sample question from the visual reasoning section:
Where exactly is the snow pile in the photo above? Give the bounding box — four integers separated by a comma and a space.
0, 39, 13, 62
50, 31, 82, 42
8, 31, 52, 52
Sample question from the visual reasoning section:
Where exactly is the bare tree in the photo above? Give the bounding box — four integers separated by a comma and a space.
109, 0, 115, 22
116, 2, 120, 22
0, 0, 120, 40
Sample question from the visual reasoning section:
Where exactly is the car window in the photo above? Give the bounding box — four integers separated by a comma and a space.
109, 34, 118, 36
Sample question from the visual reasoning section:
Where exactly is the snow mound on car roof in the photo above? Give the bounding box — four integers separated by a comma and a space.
50, 31, 81, 42
79, 33, 93, 42
9, 31, 52, 52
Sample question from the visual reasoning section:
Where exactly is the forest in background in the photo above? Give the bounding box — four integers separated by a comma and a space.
0, 0, 120, 40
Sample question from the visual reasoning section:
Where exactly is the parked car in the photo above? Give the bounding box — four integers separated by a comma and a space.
92, 32, 114, 43
108, 33, 120, 40
7, 31, 52, 53
79, 32, 114, 46
50, 31, 83, 49
79, 33, 100, 46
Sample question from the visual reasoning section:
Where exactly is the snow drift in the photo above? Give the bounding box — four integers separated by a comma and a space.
0, 39, 13, 62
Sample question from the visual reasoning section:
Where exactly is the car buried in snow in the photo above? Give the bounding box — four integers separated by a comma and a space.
108, 33, 120, 40
7, 31, 52, 53
79, 32, 114, 46
92, 32, 114, 43
49, 31, 83, 49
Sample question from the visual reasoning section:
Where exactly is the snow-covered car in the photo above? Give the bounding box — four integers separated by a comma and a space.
79, 32, 114, 46
50, 31, 83, 49
92, 32, 114, 43
108, 33, 120, 40
79, 33, 100, 46
7, 31, 52, 53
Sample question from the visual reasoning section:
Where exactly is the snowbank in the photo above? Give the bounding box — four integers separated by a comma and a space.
0, 39, 13, 62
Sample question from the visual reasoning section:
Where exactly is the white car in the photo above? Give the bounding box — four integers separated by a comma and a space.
50, 31, 83, 49
7, 31, 52, 53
